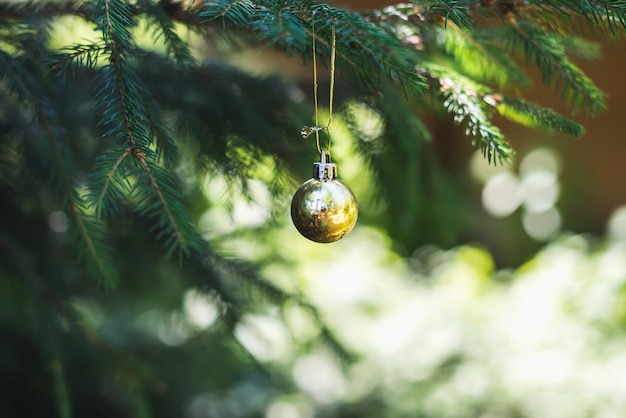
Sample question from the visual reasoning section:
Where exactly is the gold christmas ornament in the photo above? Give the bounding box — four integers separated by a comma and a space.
291, 151, 358, 243
291, 24, 357, 242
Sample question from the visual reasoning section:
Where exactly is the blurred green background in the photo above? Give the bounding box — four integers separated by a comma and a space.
3, 1, 626, 418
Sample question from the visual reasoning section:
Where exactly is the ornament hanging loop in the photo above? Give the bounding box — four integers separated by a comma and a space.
301, 20, 336, 155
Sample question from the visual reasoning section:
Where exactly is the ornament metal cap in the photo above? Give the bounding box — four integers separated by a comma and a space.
313, 151, 337, 180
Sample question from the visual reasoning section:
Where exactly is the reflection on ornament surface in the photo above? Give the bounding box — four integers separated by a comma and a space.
291, 153, 358, 243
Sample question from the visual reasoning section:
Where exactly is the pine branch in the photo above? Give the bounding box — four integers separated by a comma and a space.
1, 33, 119, 286
524, 0, 626, 34
505, 19, 607, 113
496, 98, 585, 137
42, 117, 119, 286
135, 54, 310, 181
559, 36, 602, 61
48, 42, 106, 77
143, 91, 180, 167
92, 0, 202, 258
133, 151, 201, 259
0, 50, 40, 105
138, 0, 195, 66
364, 1, 475, 28
312, 3, 426, 94
418, 0, 474, 28
68, 201, 118, 286
440, 24, 530, 88
0, 0, 93, 20
91, 147, 133, 218
199, 1, 427, 94
46, 145, 112, 276
422, 65, 513, 164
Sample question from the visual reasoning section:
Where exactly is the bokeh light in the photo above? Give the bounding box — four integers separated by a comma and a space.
481, 171, 521, 217
607, 205, 626, 241
476, 147, 564, 240
523, 207, 562, 241
48, 210, 68, 233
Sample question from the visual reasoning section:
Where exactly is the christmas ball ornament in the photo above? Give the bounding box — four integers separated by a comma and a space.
291, 151, 358, 243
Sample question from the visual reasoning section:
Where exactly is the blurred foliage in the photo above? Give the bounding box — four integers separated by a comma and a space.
2, 0, 626, 417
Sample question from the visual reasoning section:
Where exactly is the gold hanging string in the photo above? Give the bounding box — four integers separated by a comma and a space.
301, 21, 337, 156
312, 21, 321, 153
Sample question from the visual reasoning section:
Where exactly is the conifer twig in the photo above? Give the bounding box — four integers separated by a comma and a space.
94, 0, 201, 258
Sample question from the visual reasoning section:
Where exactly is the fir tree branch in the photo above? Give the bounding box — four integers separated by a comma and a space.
0, 50, 40, 104
439, 23, 530, 88
496, 98, 585, 137
0, 0, 94, 20
1, 34, 119, 286
559, 36, 602, 61
418, 0, 474, 28
95, 147, 132, 210
363, 1, 474, 28
524, 0, 626, 33
69, 201, 118, 285
93, 0, 201, 258
143, 91, 179, 167
138, 0, 194, 66
422, 65, 513, 164
48, 42, 106, 77
506, 19, 607, 113
42, 114, 119, 286
311, 4, 426, 93
133, 150, 196, 258
199, 1, 427, 94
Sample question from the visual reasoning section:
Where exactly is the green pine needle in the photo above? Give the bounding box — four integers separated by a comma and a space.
69, 200, 119, 287
496, 98, 585, 137
200, 1, 427, 94
506, 20, 607, 114
132, 156, 203, 259
441, 24, 530, 88
424, 65, 514, 165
